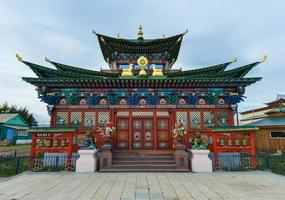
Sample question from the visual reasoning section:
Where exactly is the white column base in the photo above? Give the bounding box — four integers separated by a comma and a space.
76, 149, 97, 173
190, 149, 213, 173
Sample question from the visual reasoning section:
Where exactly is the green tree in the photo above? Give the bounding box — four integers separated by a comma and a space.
0, 103, 38, 126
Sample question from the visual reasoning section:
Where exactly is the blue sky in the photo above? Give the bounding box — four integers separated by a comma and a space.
0, 0, 284, 124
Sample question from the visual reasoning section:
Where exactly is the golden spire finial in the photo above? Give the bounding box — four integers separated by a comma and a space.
138, 25, 143, 39
260, 55, 267, 63
16, 54, 23, 62
231, 57, 237, 63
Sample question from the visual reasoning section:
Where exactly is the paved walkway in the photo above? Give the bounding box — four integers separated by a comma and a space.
0, 171, 285, 200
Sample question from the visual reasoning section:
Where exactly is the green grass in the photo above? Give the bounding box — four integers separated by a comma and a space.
0, 157, 30, 176
0, 144, 31, 153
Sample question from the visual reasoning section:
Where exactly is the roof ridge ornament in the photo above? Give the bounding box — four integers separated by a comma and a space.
117, 33, 120, 39
45, 57, 51, 62
137, 25, 143, 40
231, 57, 237, 63
16, 54, 23, 62
259, 55, 267, 63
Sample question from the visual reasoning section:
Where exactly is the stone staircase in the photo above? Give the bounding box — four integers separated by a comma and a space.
99, 152, 190, 172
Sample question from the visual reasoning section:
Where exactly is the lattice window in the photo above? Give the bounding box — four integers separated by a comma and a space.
204, 111, 215, 128
156, 111, 169, 117
190, 111, 201, 130
117, 111, 129, 117
217, 111, 229, 126
71, 112, 82, 128
132, 111, 153, 117
98, 112, 110, 127
56, 112, 68, 127
176, 111, 188, 128
84, 112, 95, 130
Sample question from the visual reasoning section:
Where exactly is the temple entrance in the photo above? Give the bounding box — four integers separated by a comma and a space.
115, 115, 171, 150
132, 119, 154, 150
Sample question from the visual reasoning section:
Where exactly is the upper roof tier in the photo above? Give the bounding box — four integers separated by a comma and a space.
94, 26, 187, 68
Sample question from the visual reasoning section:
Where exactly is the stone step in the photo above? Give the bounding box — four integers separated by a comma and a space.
99, 168, 190, 172
112, 160, 176, 165
110, 164, 177, 169
113, 156, 174, 161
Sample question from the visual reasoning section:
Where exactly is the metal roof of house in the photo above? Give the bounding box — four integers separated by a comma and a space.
244, 117, 285, 127
0, 113, 18, 123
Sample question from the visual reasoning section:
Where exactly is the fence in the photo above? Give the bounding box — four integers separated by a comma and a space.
1, 152, 285, 176
0, 153, 79, 176
211, 152, 285, 175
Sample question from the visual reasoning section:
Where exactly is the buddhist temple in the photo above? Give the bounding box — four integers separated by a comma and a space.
19, 26, 266, 170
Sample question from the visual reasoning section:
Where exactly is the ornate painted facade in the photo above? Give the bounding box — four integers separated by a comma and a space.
20, 27, 265, 156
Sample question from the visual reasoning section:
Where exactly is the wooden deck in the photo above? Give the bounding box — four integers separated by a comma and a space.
0, 171, 285, 200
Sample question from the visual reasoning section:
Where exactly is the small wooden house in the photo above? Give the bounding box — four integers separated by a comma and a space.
244, 106, 285, 153
0, 113, 30, 145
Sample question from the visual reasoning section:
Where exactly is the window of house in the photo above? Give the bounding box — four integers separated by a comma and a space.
270, 131, 285, 139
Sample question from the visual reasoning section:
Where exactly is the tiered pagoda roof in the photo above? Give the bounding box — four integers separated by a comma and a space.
19, 28, 265, 89
20, 56, 263, 89
94, 27, 186, 66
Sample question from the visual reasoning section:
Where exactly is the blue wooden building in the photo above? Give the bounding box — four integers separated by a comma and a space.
0, 113, 30, 145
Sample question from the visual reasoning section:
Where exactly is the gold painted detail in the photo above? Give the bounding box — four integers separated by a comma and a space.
137, 56, 148, 76
121, 63, 133, 77
152, 64, 163, 76
137, 56, 148, 67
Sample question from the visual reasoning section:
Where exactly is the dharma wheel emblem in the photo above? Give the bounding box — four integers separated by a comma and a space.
137, 56, 148, 67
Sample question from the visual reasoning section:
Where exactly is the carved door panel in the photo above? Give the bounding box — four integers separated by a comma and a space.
116, 118, 129, 149
157, 118, 170, 149
132, 119, 154, 150
142, 119, 154, 149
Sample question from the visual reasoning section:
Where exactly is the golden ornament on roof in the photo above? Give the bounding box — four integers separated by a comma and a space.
16, 54, 23, 62
121, 63, 134, 77
231, 57, 237, 63
152, 64, 163, 76
260, 55, 267, 63
137, 56, 148, 67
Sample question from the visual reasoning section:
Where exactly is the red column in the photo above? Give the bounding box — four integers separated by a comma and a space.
67, 133, 73, 160
30, 133, 36, 161
249, 131, 256, 168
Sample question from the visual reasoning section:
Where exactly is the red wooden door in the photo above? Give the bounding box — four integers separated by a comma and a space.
116, 118, 129, 149
157, 118, 170, 149
132, 119, 154, 150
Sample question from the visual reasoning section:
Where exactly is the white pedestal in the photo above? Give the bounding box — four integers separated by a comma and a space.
76, 149, 97, 173
190, 149, 213, 173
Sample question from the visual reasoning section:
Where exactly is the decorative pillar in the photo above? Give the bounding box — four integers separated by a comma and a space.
99, 144, 113, 169
173, 143, 188, 169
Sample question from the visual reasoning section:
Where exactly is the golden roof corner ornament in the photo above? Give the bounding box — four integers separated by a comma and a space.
231, 57, 237, 63
152, 64, 163, 76
16, 54, 22, 62
121, 63, 133, 77
260, 55, 267, 63
45, 57, 50, 62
